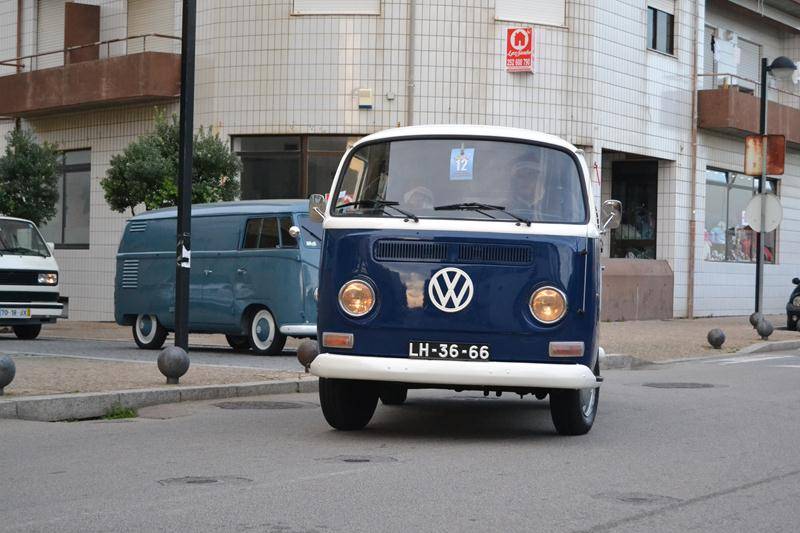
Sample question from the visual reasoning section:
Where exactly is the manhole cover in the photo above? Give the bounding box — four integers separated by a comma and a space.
158, 476, 252, 486
317, 455, 398, 464
643, 382, 715, 389
214, 401, 315, 410
594, 491, 682, 505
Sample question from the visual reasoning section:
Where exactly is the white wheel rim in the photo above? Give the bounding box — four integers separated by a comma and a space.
251, 309, 276, 351
135, 314, 157, 344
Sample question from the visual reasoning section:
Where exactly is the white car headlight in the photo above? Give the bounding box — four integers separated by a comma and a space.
38, 272, 58, 285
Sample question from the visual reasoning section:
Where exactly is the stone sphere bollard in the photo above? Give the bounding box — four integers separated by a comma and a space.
749, 312, 763, 328
0, 355, 15, 396
157, 346, 190, 385
707, 328, 726, 349
296, 340, 320, 371
756, 319, 774, 341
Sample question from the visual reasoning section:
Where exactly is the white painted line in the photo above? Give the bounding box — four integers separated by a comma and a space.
718, 355, 797, 366
771, 365, 800, 369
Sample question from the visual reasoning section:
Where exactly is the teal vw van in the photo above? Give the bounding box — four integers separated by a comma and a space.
114, 200, 321, 354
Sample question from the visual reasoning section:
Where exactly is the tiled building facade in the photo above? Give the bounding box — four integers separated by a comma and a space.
1, 0, 799, 321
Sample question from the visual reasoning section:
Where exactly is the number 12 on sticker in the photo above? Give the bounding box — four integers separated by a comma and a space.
450, 148, 475, 180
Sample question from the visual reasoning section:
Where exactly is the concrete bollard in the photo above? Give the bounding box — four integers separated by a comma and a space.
756, 319, 774, 341
749, 312, 763, 328
0, 355, 16, 396
707, 329, 725, 349
296, 340, 320, 372
157, 346, 190, 385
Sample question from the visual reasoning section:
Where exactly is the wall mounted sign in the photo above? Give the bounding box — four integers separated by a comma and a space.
506, 27, 533, 73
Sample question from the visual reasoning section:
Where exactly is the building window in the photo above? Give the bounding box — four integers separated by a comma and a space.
291, 0, 380, 15
495, 0, 565, 27
647, 6, 674, 55
39, 149, 91, 248
704, 169, 778, 264
233, 135, 360, 200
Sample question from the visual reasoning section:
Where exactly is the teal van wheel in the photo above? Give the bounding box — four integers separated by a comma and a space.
132, 314, 168, 350
247, 308, 286, 355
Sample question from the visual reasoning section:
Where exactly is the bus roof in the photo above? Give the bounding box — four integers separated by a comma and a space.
130, 199, 309, 221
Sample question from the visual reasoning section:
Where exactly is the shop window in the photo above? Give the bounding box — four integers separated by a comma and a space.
610, 161, 658, 260
233, 135, 360, 200
39, 149, 91, 248
647, 6, 674, 55
704, 169, 777, 264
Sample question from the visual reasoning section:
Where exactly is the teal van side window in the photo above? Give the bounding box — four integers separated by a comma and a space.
243, 218, 279, 249
279, 217, 298, 248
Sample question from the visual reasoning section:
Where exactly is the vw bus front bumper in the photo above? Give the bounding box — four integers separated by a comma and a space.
309, 353, 600, 390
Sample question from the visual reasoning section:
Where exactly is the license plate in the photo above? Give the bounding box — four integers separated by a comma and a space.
409, 341, 490, 361
0, 307, 31, 319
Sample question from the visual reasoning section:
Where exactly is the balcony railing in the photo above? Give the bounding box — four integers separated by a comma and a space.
697, 72, 800, 146
0, 34, 180, 75
0, 34, 181, 117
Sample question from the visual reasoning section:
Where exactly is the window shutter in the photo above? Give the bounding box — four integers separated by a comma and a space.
495, 0, 565, 27
648, 0, 675, 15
292, 0, 381, 15
36, 0, 65, 69
738, 38, 761, 87
127, 0, 175, 53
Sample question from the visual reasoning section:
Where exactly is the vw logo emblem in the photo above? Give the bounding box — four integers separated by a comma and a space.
428, 267, 474, 313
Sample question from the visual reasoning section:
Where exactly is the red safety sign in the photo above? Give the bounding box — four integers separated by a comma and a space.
506, 27, 533, 73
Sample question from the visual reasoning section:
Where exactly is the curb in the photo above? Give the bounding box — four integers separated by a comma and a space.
0, 378, 319, 422
600, 354, 650, 370
734, 339, 800, 355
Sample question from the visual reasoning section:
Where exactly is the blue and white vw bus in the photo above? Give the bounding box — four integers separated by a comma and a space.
306, 125, 620, 435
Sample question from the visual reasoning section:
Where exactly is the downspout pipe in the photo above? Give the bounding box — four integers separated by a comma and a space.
687, 0, 700, 318
14, 0, 23, 130
406, 0, 415, 127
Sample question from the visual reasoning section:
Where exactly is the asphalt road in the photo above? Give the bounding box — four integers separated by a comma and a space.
0, 335, 304, 371
2, 351, 800, 532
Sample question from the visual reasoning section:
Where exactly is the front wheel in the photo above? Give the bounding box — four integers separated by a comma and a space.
319, 378, 379, 430
13, 324, 42, 340
247, 308, 286, 355
550, 373, 599, 436
132, 314, 168, 350
225, 334, 250, 351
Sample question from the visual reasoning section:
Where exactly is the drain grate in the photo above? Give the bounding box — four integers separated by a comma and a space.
317, 455, 398, 464
158, 476, 252, 486
594, 491, 682, 505
214, 401, 315, 410
643, 382, 715, 389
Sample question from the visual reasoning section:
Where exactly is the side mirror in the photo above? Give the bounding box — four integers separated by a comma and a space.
601, 199, 622, 232
46, 242, 55, 252
288, 225, 301, 239
308, 194, 326, 223
793, 277, 800, 285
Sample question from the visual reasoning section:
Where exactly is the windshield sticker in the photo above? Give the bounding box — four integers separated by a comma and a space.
450, 148, 475, 181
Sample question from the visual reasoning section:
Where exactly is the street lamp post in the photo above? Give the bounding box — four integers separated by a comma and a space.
754, 56, 796, 313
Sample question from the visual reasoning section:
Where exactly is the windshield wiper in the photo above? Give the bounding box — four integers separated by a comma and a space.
301, 224, 322, 242
336, 200, 419, 222
2, 247, 46, 257
434, 202, 531, 226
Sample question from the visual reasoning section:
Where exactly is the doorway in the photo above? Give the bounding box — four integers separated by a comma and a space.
610, 161, 658, 260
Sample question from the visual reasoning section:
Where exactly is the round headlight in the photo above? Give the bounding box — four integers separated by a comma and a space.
339, 280, 375, 317
530, 287, 567, 324
793, 295, 800, 307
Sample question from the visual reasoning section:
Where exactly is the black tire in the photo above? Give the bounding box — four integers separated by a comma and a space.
132, 314, 168, 350
319, 378, 379, 430
788, 316, 798, 332
225, 334, 250, 351
549, 365, 599, 436
379, 384, 408, 405
13, 324, 42, 340
246, 307, 287, 355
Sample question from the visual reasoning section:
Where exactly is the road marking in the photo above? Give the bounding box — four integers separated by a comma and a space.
772, 364, 800, 369
715, 355, 796, 365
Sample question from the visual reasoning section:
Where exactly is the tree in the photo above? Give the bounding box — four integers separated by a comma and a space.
0, 129, 60, 226
101, 111, 241, 215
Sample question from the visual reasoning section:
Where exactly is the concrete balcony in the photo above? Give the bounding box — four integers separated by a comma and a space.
698, 79, 800, 147
0, 36, 180, 117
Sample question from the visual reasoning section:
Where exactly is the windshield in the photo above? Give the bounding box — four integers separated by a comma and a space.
332, 138, 587, 224
296, 214, 322, 249
0, 219, 50, 257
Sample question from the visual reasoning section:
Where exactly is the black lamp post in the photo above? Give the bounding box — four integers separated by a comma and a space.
754, 56, 796, 313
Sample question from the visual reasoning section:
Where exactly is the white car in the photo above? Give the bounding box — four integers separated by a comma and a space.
0, 216, 63, 339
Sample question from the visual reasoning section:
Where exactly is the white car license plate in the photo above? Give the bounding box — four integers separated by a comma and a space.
0, 307, 31, 319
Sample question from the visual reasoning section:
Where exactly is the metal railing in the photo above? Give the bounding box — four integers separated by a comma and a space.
697, 72, 800, 110
0, 33, 181, 75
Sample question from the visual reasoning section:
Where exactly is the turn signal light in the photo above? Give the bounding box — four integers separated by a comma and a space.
322, 332, 354, 349
338, 279, 375, 317
530, 287, 567, 324
549, 342, 585, 358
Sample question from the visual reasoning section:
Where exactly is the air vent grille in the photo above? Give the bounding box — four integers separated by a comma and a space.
373, 240, 448, 262
457, 243, 532, 265
128, 221, 148, 233
121, 259, 139, 289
